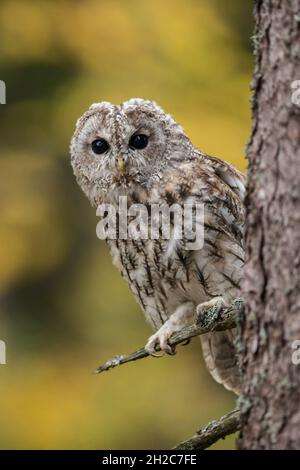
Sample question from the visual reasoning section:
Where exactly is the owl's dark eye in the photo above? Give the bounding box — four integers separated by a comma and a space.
129, 134, 148, 150
91, 138, 110, 155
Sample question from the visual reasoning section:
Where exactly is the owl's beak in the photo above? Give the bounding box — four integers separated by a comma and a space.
116, 156, 126, 175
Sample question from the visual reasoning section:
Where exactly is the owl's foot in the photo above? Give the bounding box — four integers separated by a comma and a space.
145, 301, 196, 356
145, 323, 177, 356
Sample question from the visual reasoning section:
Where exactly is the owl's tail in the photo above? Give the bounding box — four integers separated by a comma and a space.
200, 328, 240, 395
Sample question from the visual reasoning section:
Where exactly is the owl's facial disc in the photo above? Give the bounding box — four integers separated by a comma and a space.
71, 99, 188, 206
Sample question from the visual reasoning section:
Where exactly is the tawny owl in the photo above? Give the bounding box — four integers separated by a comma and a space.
70, 98, 245, 394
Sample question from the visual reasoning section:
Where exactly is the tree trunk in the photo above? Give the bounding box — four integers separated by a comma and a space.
239, 0, 300, 449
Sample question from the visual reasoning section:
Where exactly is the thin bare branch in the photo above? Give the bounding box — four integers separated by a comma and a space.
174, 408, 240, 450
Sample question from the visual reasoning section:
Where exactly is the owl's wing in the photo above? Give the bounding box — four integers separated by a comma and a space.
162, 155, 246, 395
196, 153, 246, 248
160, 154, 246, 254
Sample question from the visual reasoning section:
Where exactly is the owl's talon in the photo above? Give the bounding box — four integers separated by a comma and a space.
163, 340, 176, 355
165, 346, 177, 356
149, 351, 164, 358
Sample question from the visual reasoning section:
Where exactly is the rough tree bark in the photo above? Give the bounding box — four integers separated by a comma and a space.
239, 0, 300, 449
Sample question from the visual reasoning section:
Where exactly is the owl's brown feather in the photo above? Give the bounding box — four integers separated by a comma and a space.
70, 98, 245, 394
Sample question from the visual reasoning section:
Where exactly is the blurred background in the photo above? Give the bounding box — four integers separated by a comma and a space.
0, 0, 253, 450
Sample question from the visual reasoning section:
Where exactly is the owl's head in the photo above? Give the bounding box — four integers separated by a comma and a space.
70, 98, 191, 206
